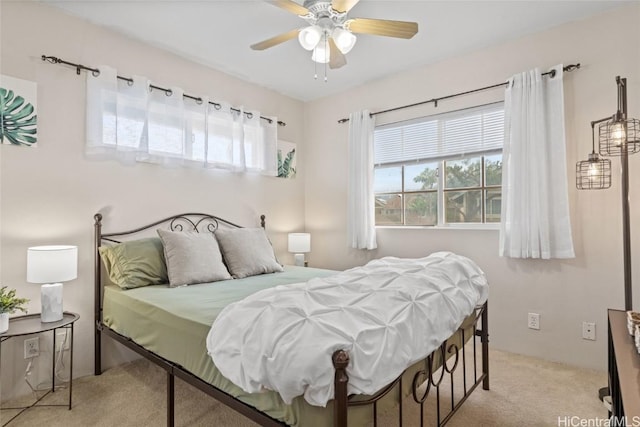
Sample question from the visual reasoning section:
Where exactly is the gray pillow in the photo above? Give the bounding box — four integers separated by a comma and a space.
215, 228, 284, 279
157, 229, 232, 287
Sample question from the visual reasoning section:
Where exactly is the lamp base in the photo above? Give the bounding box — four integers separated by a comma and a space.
294, 253, 306, 267
41, 283, 63, 323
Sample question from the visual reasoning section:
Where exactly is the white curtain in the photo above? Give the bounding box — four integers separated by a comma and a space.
86, 66, 149, 164
184, 95, 209, 167
499, 64, 574, 259
205, 102, 240, 170
243, 109, 278, 176
85, 66, 277, 175
141, 86, 185, 166
348, 110, 377, 250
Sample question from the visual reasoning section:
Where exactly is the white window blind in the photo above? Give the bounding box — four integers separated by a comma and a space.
374, 103, 504, 165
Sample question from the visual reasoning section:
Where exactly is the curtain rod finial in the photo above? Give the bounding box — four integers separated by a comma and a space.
41, 55, 58, 64
565, 63, 580, 72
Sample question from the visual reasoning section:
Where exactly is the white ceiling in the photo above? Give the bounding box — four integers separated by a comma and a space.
43, 0, 631, 102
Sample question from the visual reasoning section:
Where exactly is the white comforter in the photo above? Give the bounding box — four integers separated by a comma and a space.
207, 251, 488, 407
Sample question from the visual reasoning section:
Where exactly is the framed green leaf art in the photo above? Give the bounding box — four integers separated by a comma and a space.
0, 75, 38, 147
277, 140, 296, 179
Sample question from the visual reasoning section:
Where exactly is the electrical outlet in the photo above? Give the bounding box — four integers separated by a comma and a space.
583, 322, 596, 341
528, 313, 540, 330
24, 337, 39, 359
55, 331, 69, 351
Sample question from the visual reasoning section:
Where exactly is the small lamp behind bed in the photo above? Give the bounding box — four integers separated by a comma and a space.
27, 245, 78, 323
288, 233, 310, 267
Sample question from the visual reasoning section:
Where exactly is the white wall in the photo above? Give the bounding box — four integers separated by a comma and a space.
304, 4, 640, 371
0, 1, 306, 400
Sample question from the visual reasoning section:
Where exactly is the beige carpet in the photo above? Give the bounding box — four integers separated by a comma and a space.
2, 349, 606, 427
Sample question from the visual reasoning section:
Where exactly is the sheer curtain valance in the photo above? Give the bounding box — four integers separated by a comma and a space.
85, 65, 277, 175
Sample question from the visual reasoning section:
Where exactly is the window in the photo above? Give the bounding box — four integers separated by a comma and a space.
374, 103, 504, 226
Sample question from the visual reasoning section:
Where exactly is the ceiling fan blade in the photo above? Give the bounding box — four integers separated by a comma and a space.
328, 37, 347, 69
251, 29, 300, 51
331, 0, 360, 13
346, 18, 418, 39
265, 0, 310, 16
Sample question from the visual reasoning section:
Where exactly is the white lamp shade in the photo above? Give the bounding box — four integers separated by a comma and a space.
332, 28, 357, 54
298, 26, 322, 51
311, 40, 330, 64
288, 233, 311, 253
27, 245, 78, 284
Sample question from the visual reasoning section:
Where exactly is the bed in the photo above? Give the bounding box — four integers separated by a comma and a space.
93, 212, 489, 427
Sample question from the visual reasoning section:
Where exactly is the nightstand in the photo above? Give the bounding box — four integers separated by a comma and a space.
0, 312, 79, 426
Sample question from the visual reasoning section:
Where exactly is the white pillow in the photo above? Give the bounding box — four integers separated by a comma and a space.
215, 228, 284, 279
157, 229, 232, 287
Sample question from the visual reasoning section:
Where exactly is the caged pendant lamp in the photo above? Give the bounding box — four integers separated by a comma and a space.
576, 124, 612, 190
598, 77, 640, 157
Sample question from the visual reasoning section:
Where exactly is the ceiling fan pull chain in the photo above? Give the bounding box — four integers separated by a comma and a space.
314, 54, 318, 80
324, 32, 328, 82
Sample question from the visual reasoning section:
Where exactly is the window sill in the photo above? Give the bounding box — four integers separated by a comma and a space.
376, 224, 500, 231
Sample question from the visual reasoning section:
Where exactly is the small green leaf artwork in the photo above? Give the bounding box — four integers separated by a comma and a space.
0, 75, 38, 147
277, 140, 296, 179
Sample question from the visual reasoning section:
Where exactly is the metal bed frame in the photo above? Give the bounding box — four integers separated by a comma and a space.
93, 212, 489, 427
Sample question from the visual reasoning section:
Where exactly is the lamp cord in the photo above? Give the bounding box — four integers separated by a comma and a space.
23, 330, 70, 396
24, 360, 37, 395
54, 330, 69, 383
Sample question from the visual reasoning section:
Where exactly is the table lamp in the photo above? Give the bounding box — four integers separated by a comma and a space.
288, 233, 310, 267
27, 245, 78, 323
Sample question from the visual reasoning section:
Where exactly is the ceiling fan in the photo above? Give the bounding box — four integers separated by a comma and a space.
251, 0, 419, 70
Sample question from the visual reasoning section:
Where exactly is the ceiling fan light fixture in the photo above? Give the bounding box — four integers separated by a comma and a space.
332, 27, 357, 54
311, 39, 330, 63
254, 0, 418, 74
298, 25, 322, 50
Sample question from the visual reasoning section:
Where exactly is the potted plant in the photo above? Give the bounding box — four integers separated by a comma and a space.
0, 286, 29, 333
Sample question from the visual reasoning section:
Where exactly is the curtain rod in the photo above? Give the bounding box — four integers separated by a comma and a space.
337, 63, 581, 124
41, 55, 286, 127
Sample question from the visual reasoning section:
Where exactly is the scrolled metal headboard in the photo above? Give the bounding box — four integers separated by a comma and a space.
96, 212, 265, 243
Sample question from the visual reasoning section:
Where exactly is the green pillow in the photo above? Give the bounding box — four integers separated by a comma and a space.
99, 237, 168, 289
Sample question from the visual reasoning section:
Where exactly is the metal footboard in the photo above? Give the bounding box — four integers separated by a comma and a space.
333, 301, 489, 427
